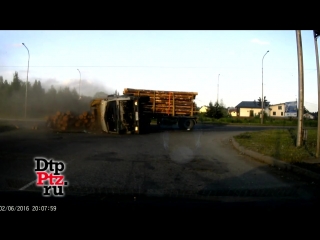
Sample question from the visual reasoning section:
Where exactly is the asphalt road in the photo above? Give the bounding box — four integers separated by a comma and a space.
0, 122, 319, 203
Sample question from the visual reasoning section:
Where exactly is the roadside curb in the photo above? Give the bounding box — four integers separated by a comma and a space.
231, 137, 320, 181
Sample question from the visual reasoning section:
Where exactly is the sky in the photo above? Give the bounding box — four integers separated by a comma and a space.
0, 30, 319, 112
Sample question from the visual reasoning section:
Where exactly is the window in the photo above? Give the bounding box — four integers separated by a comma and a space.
281, 112, 283, 116
273, 112, 276, 116
278, 106, 282, 110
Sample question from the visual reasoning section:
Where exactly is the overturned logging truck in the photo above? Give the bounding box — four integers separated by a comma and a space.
90, 88, 198, 134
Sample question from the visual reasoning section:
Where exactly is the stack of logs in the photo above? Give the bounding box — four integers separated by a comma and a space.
45, 110, 98, 132
123, 88, 198, 116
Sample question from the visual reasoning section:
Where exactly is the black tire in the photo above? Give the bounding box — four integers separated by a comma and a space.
179, 119, 195, 131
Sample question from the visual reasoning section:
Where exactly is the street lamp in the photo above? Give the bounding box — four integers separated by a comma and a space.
217, 74, 220, 104
77, 69, 81, 100
22, 43, 29, 119
261, 50, 269, 124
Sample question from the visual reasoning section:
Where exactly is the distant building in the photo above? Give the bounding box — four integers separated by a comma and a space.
304, 113, 315, 119
235, 101, 270, 117
199, 106, 208, 113
269, 103, 285, 117
228, 107, 237, 117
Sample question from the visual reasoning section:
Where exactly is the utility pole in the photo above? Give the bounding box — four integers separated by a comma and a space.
314, 30, 320, 157
22, 43, 29, 119
261, 51, 269, 124
217, 74, 220, 104
296, 30, 304, 147
77, 69, 81, 100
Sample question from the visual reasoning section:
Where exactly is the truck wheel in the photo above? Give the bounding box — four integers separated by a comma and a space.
183, 119, 194, 131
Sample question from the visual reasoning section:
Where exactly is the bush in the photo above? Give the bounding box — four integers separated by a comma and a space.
235, 118, 243, 123
220, 118, 227, 123
304, 120, 318, 127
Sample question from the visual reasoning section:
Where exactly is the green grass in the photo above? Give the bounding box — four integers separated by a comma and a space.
196, 115, 317, 127
234, 128, 317, 163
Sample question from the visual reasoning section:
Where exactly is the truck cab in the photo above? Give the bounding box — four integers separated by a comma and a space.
91, 94, 151, 134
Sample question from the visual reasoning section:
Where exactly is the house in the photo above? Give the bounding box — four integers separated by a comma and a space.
269, 102, 297, 117
199, 106, 208, 113
235, 101, 270, 117
269, 103, 285, 117
304, 113, 315, 119
228, 107, 237, 117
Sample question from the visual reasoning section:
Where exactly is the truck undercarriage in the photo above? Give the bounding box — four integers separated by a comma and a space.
91, 94, 197, 134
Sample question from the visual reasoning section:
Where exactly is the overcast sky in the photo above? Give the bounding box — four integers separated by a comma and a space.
0, 30, 318, 112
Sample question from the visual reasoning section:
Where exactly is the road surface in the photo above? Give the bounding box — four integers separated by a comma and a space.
0, 123, 319, 202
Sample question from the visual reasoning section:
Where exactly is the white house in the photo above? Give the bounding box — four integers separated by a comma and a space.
199, 106, 208, 113
228, 107, 237, 117
304, 113, 315, 119
269, 103, 285, 117
235, 101, 270, 117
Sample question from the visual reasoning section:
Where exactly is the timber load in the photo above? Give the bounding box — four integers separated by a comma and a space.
45, 110, 99, 132
123, 88, 198, 116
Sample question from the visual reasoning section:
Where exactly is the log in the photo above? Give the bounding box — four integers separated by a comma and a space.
150, 98, 193, 102
145, 104, 193, 108
126, 92, 194, 97
124, 94, 195, 101
123, 88, 198, 96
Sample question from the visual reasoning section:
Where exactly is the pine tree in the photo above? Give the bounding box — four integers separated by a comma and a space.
11, 71, 21, 91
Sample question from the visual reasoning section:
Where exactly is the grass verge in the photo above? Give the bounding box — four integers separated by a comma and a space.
233, 128, 317, 163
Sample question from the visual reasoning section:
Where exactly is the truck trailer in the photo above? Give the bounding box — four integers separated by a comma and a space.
90, 88, 198, 134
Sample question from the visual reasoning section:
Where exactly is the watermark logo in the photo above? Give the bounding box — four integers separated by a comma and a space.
34, 157, 68, 197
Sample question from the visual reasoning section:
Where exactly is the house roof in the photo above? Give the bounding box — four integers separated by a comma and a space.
304, 113, 315, 117
269, 103, 285, 106
235, 101, 270, 108
228, 107, 237, 112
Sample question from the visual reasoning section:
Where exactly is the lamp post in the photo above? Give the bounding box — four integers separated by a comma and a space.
22, 43, 29, 119
77, 69, 81, 100
261, 50, 269, 124
217, 74, 220, 104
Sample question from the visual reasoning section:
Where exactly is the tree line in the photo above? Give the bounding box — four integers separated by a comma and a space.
0, 72, 105, 119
